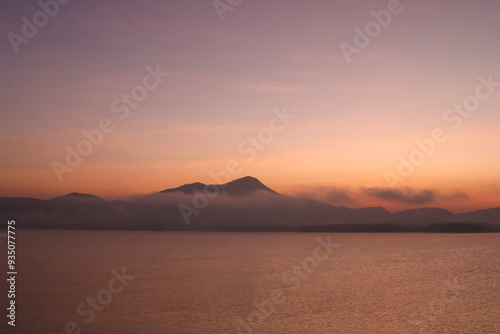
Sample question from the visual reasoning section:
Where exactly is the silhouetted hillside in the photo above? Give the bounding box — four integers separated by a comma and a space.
158, 176, 275, 196
393, 207, 454, 220
0, 177, 499, 231
454, 207, 500, 224
302, 222, 500, 233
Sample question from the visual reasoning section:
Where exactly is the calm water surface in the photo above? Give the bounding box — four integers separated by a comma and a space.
7, 231, 500, 333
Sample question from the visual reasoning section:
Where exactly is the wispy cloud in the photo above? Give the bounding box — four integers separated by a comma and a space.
325, 188, 355, 204
218, 81, 301, 93
289, 185, 471, 207
363, 187, 436, 204
276, 70, 327, 78
291, 186, 355, 205
440, 191, 469, 201
362, 187, 470, 205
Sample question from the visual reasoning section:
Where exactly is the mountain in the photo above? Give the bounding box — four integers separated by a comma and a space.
0, 177, 499, 231
0, 197, 45, 211
222, 176, 276, 196
49, 192, 106, 203
454, 207, 500, 224
394, 207, 454, 219
392, 208, 454, 225
159, 176, 275, 196
392, 207, 454, 221
160, 182, 207, 195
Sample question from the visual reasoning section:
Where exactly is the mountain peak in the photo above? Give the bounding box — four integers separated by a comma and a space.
159, 176, 275, 196
50, 192, 105, 202
222, 176, 275, 196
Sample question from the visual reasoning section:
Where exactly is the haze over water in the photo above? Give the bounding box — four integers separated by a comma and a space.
11, 231, 500, 334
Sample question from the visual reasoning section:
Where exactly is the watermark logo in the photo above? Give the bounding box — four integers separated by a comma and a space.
385, 74, 499, 189
340, 0, 404, 64
178, 106, 295, 224
49, 267, 135, 334
228, 235, 340, 334
52, 64, 169, 183
400, 277, 466, 334
213, 0, 244, 21
7, 0, 72, 54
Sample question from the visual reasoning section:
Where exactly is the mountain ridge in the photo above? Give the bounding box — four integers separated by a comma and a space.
1, 177, 499, 230
159, 176, 276, 196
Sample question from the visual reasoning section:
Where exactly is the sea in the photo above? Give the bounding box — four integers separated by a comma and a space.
5, 231, 500, 333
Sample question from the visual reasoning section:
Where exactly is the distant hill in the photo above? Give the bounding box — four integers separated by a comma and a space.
159, 176, 275, 196
0, 177, 498, 231
222, 176, 276, 196
393, 207, 454, 220
160, 182, 207, 195
49, 192, 106, 203
454, 207, 500, 224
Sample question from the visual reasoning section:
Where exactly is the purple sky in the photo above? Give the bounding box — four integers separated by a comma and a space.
1, 0, 499, 212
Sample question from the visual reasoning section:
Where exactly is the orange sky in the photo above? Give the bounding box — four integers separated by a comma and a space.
1, 0, 499, 213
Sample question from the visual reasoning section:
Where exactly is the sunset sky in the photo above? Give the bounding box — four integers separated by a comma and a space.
1, 0, 499, 212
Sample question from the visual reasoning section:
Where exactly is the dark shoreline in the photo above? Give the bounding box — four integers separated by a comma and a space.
10, 222, 500, 233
